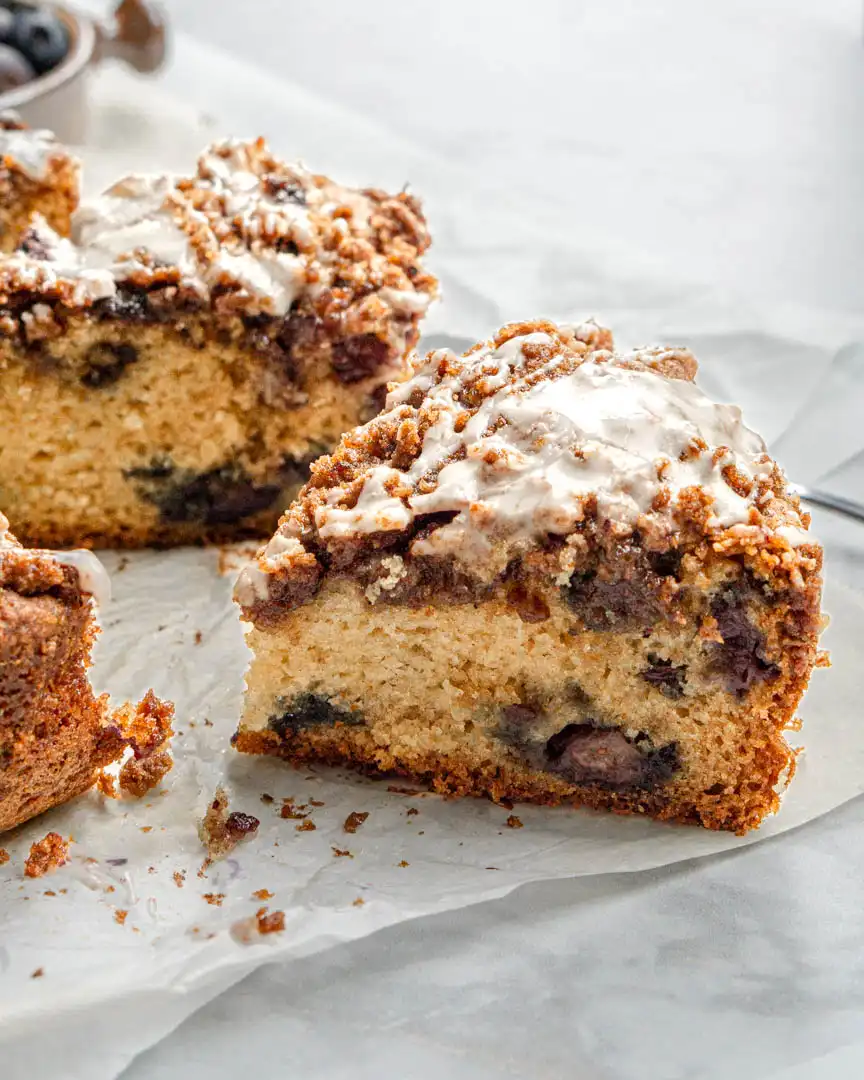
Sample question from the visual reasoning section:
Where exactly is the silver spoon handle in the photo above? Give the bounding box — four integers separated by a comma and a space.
788, 483, 864, 525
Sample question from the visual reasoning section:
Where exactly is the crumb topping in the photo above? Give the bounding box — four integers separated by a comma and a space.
236, 320, 817, 612
0, 114, 77, 182
0, 511, 111, 604
0, 137, 434, 326
24, 832, 69, 877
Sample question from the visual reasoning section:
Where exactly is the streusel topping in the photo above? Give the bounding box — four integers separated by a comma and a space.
0, 114, 77, 182
0, 511, 110, 604
236, 320, 815, 607
0, 137, 434, 319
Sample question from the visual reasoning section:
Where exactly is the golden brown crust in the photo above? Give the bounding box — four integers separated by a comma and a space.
233, 723, 788, 835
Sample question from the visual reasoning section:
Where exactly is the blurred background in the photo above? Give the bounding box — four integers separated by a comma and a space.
108, 0, 864, 316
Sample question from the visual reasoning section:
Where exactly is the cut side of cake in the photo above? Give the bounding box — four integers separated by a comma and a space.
0, 512, 175, 832
233, 319, 824, 833
0, 115, 78, 253
0, 137, 436, 548
0, 512, 121, 832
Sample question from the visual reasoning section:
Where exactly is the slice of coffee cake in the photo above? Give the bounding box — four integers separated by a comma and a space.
0, 115, 78, 252
0, 137, 435, 548
234, 319, 824, 833
0, 513, 120, 832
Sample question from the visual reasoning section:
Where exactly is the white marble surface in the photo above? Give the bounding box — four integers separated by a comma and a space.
59, 2, 864, 1077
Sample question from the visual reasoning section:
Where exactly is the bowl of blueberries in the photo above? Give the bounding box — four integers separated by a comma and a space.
0, 0, 166, 141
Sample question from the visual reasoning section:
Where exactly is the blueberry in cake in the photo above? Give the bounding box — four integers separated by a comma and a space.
0, 114, 78, 253
0, 137, 436, 548
233, 319, 824, 833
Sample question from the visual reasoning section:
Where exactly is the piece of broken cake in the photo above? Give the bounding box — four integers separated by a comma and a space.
0, 114, 78, 253
0, 512, 173, 833
0, 137, 436, 548
233, 319, 824, 833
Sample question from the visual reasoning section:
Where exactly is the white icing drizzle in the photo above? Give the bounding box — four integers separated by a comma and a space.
0, 121, 75, 181
48, 550, 112, 607
313, 332, 797, 557
0, 509, 111, 607
1, 138, 431, 322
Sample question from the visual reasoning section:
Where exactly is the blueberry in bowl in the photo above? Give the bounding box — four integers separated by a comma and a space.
0, 1, 166, 143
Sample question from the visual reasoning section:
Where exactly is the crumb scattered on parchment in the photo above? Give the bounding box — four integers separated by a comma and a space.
105, 885, 115, 894
0, 848, 9, 865
24, 833, 69, 878
43, 890, 56, 897
387, 785, 423, 796
343, 811, 369, 834
296, 819, 316, 833
140, 826, 153, 833
194, 631, 203, 645
279, 797, 308, 820
115, 691, 175, 797
31, 968, 44, 979
198, 786, 260, 862
309, 799, 325, 807
252, 888, 273, 900
506, 815, 524, 829
230, 906, 285, 943
332, 847, 353, 858
96, 772, 118, 798
406, 807, 419, 817
397, 860, 409, 868
260, 793, 274, 805
352, 898, 365, 907
114, 909, 128, 925
202, 893, 225, 907
173, 871, 186, 888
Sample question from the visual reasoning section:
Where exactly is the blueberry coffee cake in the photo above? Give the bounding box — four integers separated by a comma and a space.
0, 137, 435, 548
233, 319, 824, 833
0, 115, 78, 253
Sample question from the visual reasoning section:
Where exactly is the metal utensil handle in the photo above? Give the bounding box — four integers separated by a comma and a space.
95, 0, 167, 74
789, 483, 864, 525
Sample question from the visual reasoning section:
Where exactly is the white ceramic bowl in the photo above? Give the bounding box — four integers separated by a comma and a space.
0, 0, 166, 143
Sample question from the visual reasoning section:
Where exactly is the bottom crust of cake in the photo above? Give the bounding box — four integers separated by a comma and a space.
234, 575, 820, 835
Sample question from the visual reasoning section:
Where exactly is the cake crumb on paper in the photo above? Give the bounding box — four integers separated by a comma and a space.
114, 909, 128, 925
343, 811, 369, 834
352, 897, 365, 907
115, 691, 175, 798
0, 848, 9, 865
397, 860, 409, 868
173, 871, 186, 888
199, 786, 260, 861
406, 807, 419, 817
252, 888, 273, 900
96, 772, 118, 798
332, 847, 353, 858
30, 968, 44, 979
230, 906, 286, 944
24, 833, 69, 878
203, 893, 225, 907
506, 814, 524, 829
296, 819, 316, 832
